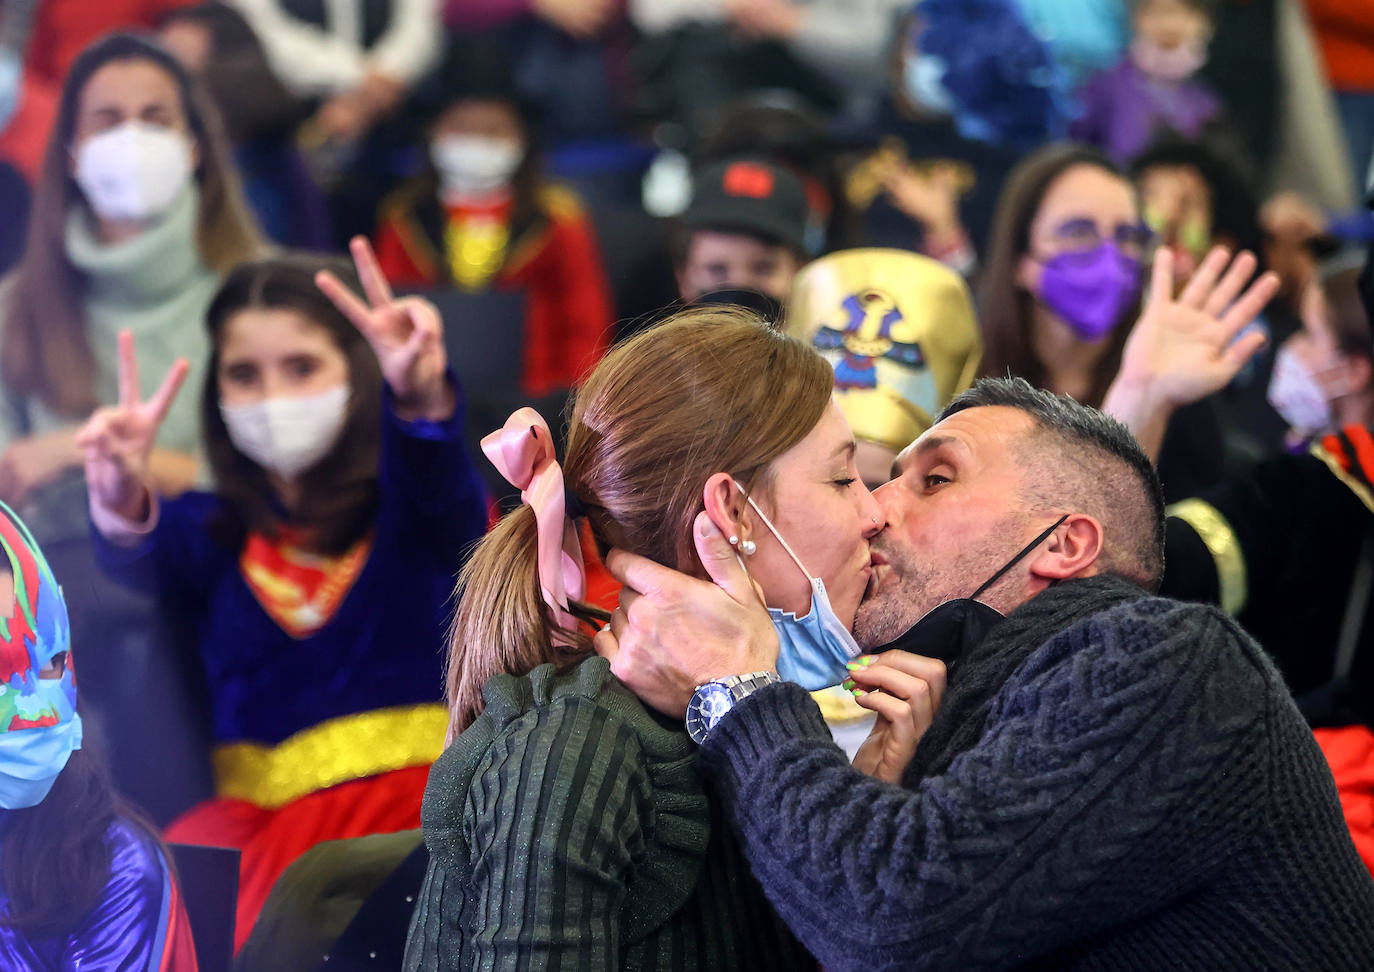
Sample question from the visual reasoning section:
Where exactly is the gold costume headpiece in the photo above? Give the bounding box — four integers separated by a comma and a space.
787, 249, 982, 452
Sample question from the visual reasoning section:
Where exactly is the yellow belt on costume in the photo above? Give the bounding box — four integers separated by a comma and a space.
213, 703, 449, 810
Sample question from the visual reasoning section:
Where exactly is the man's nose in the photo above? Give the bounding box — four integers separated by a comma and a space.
873, 480, 904, 528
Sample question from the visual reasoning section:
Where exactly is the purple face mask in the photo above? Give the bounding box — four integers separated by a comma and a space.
1036, 242, 1143, 342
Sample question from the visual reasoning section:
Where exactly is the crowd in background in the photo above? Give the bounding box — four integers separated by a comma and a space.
0, 0, 1373, 968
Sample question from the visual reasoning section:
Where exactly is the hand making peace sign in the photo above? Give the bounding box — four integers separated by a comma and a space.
315, 236, 454, 422
76, 330, 190, 524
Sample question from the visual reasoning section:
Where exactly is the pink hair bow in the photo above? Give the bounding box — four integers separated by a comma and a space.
481, 407, 587, 634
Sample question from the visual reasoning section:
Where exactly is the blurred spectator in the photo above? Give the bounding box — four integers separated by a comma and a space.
695, 95, 855, 255
24, 0, 199, 88
229, 0, 440, 146
443, 1, 636, 146
674, 157, 810, 303
1133, 134, 1291, 460
1305, 0, 1374, 200
372, 83, 613, 398
1105, 242, 1366, 727
159, 2, 331, 249
634, 0, 907, 94
977, 142, 1230, 501
1013, 0, 1129, 85
1, 0, 201, 181
0, 509, 197, 969
845, 0, 1072, 267
631, 0, 908, 133
1268, 258, 1373, 448
1071, 0, 1223, 164
81, 251, 489, 951
0, 33, 261, 547
1261, 190, 1338, 314
899, 0, 1075, 155
864, 155, 976, 274
1133, 134, 1264, 284
230, 0, 446, 246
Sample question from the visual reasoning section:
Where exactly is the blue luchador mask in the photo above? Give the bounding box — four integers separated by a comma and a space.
0, 502, 80, 809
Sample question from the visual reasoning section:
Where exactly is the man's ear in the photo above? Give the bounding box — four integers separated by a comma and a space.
1026, 514, 1104, 581
702, 473, 748, 542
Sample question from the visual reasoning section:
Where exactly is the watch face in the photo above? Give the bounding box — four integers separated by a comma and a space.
687, 682, 735, 743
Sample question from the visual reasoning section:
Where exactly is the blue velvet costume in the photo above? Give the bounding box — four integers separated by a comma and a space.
90, 387, 488, 805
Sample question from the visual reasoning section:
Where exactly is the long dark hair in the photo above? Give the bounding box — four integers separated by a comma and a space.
0, 32, 261, 418
976, 143, 1135, 407
201, 255, 385, 556
1, 747, 166, 937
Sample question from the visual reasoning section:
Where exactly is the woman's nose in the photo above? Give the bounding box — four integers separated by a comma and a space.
861, 489, 887, 536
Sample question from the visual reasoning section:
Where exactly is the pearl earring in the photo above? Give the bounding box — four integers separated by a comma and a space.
739, 539, 757, 556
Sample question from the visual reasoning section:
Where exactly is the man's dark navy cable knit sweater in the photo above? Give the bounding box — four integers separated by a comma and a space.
699, 576, 1374, 970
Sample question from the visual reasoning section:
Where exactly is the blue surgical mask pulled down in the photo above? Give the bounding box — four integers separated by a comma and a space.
735, 484, 862, 690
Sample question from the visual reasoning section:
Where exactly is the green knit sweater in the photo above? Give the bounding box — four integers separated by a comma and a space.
0, 187, 218, 542
404, 656, 814, 971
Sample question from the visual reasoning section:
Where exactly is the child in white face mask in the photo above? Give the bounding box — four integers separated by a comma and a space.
1069, 0, 1223, 163
1268, 262, 1374, 448
371, 80, 613, 398
75, 243, 489, 952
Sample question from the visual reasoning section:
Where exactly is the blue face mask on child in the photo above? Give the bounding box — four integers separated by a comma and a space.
736, 485, 863, 690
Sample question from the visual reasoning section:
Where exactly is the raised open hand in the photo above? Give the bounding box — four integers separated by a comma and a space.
76, 330, 189, 523
315, 236, 453, 421
1120, 246, 1280, 408
1105, 246, 1280, 461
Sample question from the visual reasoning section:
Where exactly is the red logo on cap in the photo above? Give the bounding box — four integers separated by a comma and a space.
722, 163, 775, 199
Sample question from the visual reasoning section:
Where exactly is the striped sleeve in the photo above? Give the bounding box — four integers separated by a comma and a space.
463, 696, 652, 970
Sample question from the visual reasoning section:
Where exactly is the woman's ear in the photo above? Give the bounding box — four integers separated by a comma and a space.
1016, 253, 1041, 293
702, 473, 747, 542
1027, 514, 1104, 582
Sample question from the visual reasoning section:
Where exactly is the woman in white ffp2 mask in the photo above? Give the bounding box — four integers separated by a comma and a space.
75, 246, 490, 951
0, 33, 260, 548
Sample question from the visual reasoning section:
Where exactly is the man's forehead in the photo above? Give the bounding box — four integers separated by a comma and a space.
896, 406, 1032, 465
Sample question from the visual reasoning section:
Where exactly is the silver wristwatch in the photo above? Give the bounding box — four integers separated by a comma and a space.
685, 671, 781, 744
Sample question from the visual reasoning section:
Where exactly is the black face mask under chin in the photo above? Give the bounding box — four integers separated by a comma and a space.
872, 515, 1069, 665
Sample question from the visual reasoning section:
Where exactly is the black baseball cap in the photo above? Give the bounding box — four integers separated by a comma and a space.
683, 158, 810, 255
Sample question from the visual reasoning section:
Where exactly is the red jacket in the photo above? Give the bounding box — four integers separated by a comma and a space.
1306, 0, 1374, 91
27, 0, 200, 86
1315, 726, 1374, 876
374, 181, 613, 397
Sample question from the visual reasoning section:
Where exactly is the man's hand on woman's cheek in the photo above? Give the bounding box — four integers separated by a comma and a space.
595, 512, 781, 719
